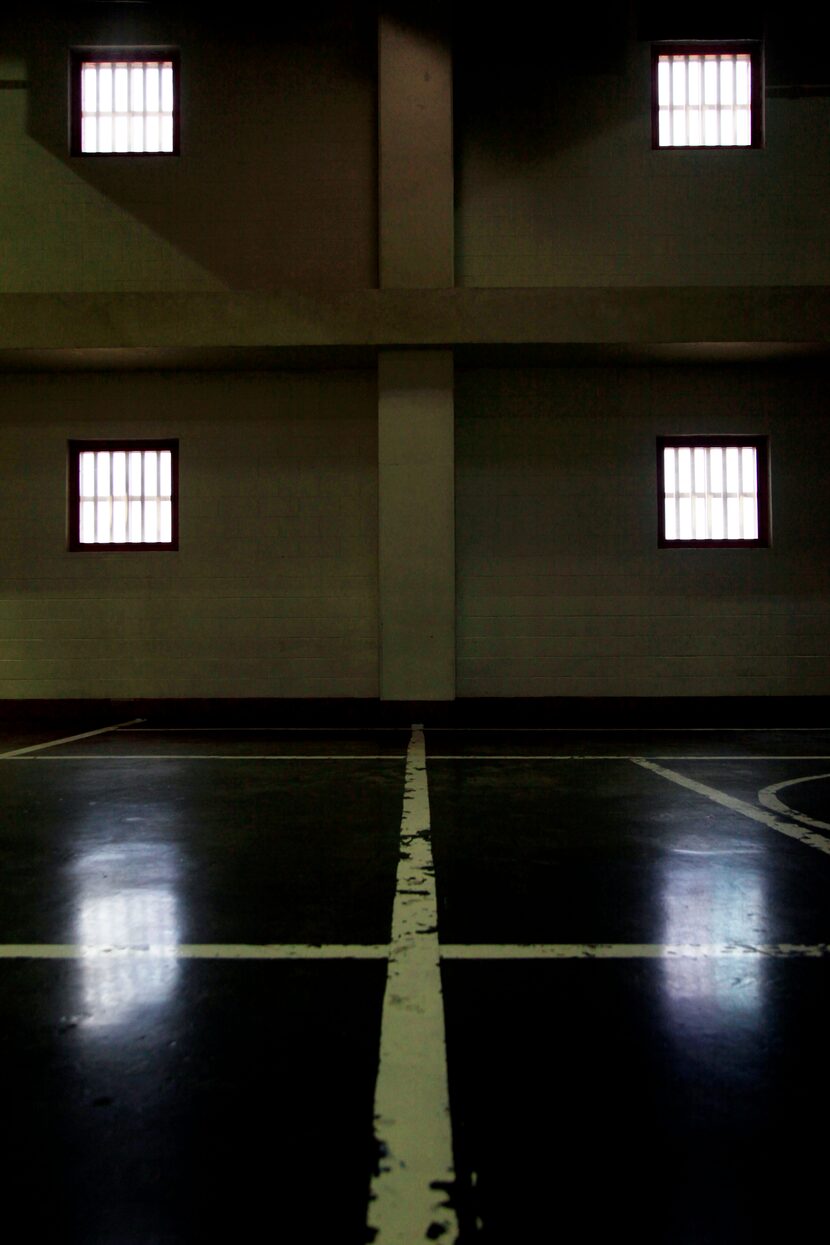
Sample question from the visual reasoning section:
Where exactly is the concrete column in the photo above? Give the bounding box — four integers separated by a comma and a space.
377, 12, 455, 699
378, 12, 454, 289
378, 351, 455, 701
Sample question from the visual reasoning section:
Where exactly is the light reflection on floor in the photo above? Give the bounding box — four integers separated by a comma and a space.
73, 843, 181, 1027
660, 850, 766, 1016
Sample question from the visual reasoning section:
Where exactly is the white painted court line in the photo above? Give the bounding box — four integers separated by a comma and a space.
0, 719, 144, 758
633, 759, 830, 856
441, 943, 830, 959
758, 773, 830, 834
122, 727, 411, 733
426, 727, 830, 733
13, 753, 830, 763
9, 754, 403, 762
0, 944, 387, 960
1, 942, 828, 961
2, 943, 828, 961
367, 726, 458, 1245
121, 727, 830, 732
428, 755, 830, 761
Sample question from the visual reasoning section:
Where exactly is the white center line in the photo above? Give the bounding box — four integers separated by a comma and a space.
367, 725, 458, 1245
0, 719, 144, 758
633, 758, 830, 855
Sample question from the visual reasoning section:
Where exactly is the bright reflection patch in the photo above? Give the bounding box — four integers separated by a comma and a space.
73, 842, 181, 1028
77, 890, 180, 1027
80, 59, 175, 153
660, 854, 766, 1014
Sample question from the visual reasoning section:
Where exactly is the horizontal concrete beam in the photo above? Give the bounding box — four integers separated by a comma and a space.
0, 288, 829, 355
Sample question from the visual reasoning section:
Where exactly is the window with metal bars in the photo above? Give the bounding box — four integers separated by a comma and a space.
657, 437, 770, 547
68, 441, 179, 551
652, 43, 762, 148
70, 50, 180, 155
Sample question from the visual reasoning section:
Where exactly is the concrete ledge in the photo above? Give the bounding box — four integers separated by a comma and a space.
0, 288, 828, 359
1, 697, 829, 729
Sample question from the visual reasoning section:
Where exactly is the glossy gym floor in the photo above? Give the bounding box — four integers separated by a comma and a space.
2, 710, 829, 1243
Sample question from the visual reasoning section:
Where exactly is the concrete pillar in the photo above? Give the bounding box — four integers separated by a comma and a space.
377, 12, 456, 700
378, 351, 455, 701
378, 12, 454, 289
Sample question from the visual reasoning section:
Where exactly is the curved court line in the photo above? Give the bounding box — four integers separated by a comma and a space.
632, 758, 830, 856
757, 773, 830, 833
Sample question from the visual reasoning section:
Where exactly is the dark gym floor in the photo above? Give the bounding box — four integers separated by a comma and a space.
2, 713, 829, 1243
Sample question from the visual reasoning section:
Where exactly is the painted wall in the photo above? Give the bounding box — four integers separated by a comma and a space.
454, 9, 830, 287
0, 370, 378, 698
456, 365, 830, 696
0, 4, 376, 291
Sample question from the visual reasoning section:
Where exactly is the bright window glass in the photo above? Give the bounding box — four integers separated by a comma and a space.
79, 58, 176, 153
662, 443, 762, 542
77, 448, 174, 545
656, 51, 753, 147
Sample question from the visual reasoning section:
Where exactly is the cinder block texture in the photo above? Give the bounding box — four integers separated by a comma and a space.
456, 364, 830, 696
0, 371, 379, 698
378, 350, 455, 699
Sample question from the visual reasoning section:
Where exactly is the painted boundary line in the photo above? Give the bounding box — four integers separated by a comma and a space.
2, 943, 827, 961
633, 758, 830, 856
0, 719, 144, 758
12, 754, 830, 762
120, 727, 830, 733
0, 944, 388, 960
367, 726, 458, 1245
427, 755, 830, 761
758, 772, 830, 833
441, 943, 830, 959
122, 727, 412, 733
7, 754, 404, 762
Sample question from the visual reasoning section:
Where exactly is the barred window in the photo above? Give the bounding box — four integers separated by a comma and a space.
68, 441, 179, 551
652, 44, 762, 148
71, 50, 180, 155
657, 437, 770, 547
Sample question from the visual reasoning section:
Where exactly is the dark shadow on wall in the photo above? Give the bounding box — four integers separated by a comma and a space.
452, 4, 632, 164
7, 1, 379, 291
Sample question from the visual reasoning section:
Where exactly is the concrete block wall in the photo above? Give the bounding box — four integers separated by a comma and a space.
456, 364, 830, 696
454, 12, 830, 287
0, 371, 379, 698
0, 6, 376, 291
